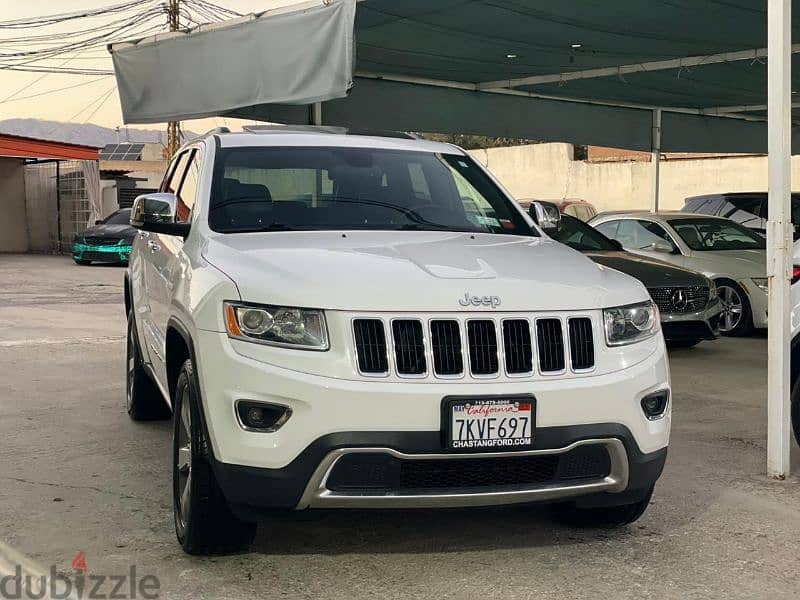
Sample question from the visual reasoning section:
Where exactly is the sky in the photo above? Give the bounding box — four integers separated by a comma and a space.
0, 1, 298, 136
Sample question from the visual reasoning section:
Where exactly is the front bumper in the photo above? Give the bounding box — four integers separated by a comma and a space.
194, 329, 671, 512
72, 242, 131, 263
212, 426, 668, 515
660, 298, 722, 342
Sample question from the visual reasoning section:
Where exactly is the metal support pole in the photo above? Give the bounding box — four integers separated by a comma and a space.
310, 102, 323, 125
166, 0, 181, 158
650, 109, 662, 213
767, 0, 792, 479
55, 161, 62, 253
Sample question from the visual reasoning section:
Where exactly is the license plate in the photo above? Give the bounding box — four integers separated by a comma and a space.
446, 397, 534, 450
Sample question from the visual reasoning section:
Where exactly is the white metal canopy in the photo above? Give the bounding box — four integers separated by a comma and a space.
110, 0, 795, 478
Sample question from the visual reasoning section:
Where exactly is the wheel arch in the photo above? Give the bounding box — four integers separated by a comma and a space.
124, 273, 132, 316
165, 318, 214, 457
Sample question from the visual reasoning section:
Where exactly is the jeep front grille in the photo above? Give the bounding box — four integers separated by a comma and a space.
352, 315, 594, 379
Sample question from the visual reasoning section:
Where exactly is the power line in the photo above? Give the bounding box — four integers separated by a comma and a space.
0, 1, 152, 29
0, 76, 111, 105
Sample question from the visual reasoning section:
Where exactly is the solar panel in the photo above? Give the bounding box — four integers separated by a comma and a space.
100, 143, 144, 161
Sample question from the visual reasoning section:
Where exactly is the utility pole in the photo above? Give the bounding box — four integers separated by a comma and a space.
166, 0, 181, 158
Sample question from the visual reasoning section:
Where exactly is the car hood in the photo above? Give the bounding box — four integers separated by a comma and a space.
81, 224, 136, 239
204, 231, 649, 312
584, 251, 706, 288
685, 248, 766, 278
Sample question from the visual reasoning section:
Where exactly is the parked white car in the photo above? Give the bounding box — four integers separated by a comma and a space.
125, 127, 671, 554
590, 212, 767, 336
790, 240, 800, 445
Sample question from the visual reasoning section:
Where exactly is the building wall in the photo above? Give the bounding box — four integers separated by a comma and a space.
0, 157, 29, 252
469, 143, 797, 212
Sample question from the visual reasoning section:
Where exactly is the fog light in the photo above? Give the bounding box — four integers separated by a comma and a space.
641, 390, 669, 420
236, 401, 291, 432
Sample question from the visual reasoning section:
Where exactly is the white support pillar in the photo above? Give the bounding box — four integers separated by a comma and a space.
650, 109, 662, 212
767, 0, 793, 479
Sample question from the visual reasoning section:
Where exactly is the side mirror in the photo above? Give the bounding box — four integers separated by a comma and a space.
647, 241, 673, 254
130, 193, 190, 237
529, 201, 561, 234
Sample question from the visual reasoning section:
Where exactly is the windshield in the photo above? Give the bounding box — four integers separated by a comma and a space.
550, 214, 618, 251
669, 218, 766, 251
102, 209, 131, 225
209, 146, 535, 236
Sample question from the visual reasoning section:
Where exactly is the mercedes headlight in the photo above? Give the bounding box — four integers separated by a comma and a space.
224, 302, 328, 350
751, 278, 769, 293
603, 300, 660, 346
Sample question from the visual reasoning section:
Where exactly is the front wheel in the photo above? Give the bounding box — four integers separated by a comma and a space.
173, 359, 256, 555
715, 280, 753, 337
553, 486, 654, 527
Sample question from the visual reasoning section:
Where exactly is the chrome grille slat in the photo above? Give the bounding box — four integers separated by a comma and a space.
431, 320, 463, 376
392, 320, 426, 376
503, 319, 532, 375
467, 320, 499, 376
536, 319, 565, 373
568, 317, 594, 371
353, 319, 388, 375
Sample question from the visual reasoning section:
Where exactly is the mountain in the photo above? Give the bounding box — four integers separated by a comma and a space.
0, 118, 197, 148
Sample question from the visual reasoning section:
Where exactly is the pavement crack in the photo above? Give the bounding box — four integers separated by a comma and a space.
1, 476, 148, 501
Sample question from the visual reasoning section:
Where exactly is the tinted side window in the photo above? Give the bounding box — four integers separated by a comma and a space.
176, 149, 201, 224
593, 220, 620, 238
161, 152, 191, 194
722, 197, 763, 227
610, 219, 677, 251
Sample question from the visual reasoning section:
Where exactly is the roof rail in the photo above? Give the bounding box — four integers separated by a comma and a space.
203, 126, 231, 136
240, 124, 417, 139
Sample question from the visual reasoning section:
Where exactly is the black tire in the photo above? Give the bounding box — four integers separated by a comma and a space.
666, 340, 700, 349
792, 376, 800, 448
73, 258, 91, 265
173, 359, 256, 555
126, 312, 171, 421
553, 486, 654, 528
715, 279, 753, 337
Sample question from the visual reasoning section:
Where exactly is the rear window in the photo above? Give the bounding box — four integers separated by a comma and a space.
209, 146, 534, 236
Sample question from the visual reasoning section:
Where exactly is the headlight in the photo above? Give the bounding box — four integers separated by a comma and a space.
603, 300, 660, 346
707, 277, 717, 299
751, 278, 769, 293
224, 301, 328, 350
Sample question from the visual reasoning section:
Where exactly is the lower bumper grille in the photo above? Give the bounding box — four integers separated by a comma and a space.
326, 445, 612, 493
79, 251, 126, 262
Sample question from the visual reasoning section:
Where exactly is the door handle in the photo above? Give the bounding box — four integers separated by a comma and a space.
147, 240, 161, 253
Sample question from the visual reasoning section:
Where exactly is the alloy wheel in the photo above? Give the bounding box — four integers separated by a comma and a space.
175, 387, 192, 532
717, 284, 743, 333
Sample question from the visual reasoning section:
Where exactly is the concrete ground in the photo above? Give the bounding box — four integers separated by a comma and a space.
0, 253, 798, 600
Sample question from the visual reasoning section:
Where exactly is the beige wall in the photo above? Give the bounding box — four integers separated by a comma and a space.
469, 143, 799, 213
0, 157, 28, 252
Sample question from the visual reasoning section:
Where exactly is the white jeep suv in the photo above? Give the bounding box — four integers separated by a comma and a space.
124, 127, 671, 554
